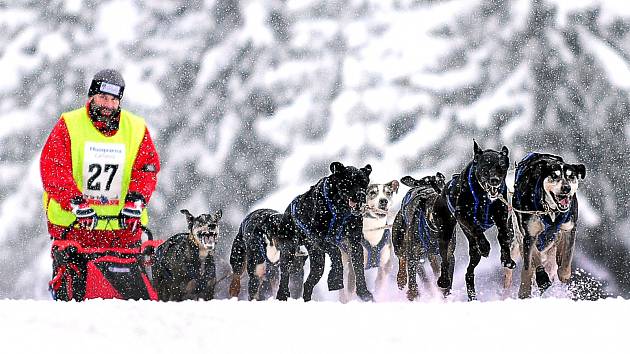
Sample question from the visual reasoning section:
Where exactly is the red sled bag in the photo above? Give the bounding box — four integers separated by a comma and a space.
49, 219, 161, 301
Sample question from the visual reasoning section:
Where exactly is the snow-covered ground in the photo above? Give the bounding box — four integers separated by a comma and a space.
3, 297, 628, 354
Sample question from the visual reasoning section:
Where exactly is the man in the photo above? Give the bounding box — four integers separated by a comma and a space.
41, 69, 160, 299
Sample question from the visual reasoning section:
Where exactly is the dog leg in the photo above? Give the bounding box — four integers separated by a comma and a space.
521, 216, 544, 272
437, 220, 456, 292
303, 246, 325, 302
276, 240, 296, 301
347, 255, 357, 299
495, 202, 516, 269
427, 254, 442, 298
393, 211, 408, 290
289, 252, 306, 299
229, 272, 243, 298
503, 228, 521, 291
348, 240, 373, 302
203, 260, 216, 301
535, 266, 552, 294
325, 242, 344, 291
259, 264, 279, 300
375, 245, 392, 295
396, 256, 408, 290
465, 239, 482, 301
503, 267, 513, 291
518, 249, 542, 298
406, 250, 419, 301
229, 228, 246, 298
247, 259, 262, 301
556, 227, 576, 283
339, 250, 352, 303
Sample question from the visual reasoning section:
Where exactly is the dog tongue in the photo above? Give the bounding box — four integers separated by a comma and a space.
559, 197, 570, 207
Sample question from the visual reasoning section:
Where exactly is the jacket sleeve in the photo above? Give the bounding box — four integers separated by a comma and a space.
40, 118, 82, 211
128, 127, 160, 205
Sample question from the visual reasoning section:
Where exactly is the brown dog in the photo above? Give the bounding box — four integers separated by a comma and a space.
152, 209, 223, 301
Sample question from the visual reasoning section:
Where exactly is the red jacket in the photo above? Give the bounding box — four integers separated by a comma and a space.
41, 103, 160, 248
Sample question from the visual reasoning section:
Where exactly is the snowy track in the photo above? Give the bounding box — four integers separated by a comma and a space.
2, 297, 628, 354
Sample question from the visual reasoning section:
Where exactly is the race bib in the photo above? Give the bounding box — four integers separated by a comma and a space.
82, 142, 126, 205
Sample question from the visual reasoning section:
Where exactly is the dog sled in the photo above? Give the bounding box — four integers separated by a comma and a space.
49, 216, 164, 301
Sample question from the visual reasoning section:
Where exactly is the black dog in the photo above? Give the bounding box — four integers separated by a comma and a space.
435, 141, 516, 300
277, 161, 373, 302
153, 209, 223, 301
504, 153, 586, 298
228, 208, 307, 300
392, 172, 448, 300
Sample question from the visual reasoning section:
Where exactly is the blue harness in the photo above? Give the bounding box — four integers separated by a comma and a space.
401, 189, 439, 255
239, 216, 278, 265
514, 153, 573, 251
290, 177, 351, 245
445, 164, 504, 231
361, 228, 391, 269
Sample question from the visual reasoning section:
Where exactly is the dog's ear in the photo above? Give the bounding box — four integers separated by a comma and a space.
387, 179, 400, 193
436, 172, 445, 182
362, 164, 372, 177
574, 164, 586, 179
330, 161, 345, 174
473, 139, 483, 162
180, 209, 194, 231
400, 176, 418, 187
214, 209, 223, 220
501, 146, 509, 157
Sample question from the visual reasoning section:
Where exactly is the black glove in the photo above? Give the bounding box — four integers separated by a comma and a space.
119, 192, 145, 232
70, 196, 97, 230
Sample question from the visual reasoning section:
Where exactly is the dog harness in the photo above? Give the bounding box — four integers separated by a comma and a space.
514, 154, 573, 251
154, 234, 214, 288
445, 164, 504, 231
401, 189, 439, 255
290, 177, 351, 245
239, 216, 278, 266
361, 229, 391, 269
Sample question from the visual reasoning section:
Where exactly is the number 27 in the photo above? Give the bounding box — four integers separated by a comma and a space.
87, 164, 118, 191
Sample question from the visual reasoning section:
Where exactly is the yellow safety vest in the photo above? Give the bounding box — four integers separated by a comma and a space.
43, 107, 149, 229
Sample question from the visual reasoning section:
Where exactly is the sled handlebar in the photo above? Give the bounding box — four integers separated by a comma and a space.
60, 215, 153, 241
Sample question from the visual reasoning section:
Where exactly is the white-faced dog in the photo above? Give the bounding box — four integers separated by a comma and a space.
503, 153, 586, 298
153, 209, 223, 301
340, 180, 399, 302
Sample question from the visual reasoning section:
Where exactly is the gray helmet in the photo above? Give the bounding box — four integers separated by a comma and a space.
88, 69, 125, 100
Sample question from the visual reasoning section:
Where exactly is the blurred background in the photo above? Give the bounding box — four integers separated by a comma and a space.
0, 0, 628, 299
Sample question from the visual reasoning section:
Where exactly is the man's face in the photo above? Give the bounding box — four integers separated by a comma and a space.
90, 93, 120, 120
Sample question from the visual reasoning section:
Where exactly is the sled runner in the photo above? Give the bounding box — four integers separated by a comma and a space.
49, 216, 163, 301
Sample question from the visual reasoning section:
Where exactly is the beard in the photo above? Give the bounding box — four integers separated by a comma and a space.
89, 100, 121, 130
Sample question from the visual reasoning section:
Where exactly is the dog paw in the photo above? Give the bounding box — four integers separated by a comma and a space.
501, 257, 516, 269
478, 238, 491, 257
276, 289, 289, 301
437, 275, 450, 289
357, 289, 374, 302
406, 288, 418, 301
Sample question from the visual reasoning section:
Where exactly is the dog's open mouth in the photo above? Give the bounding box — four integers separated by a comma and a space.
373, 207, 388, 216
486, 184, 501, 200
198, 232, 217, 249
552, 193, 571, 212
